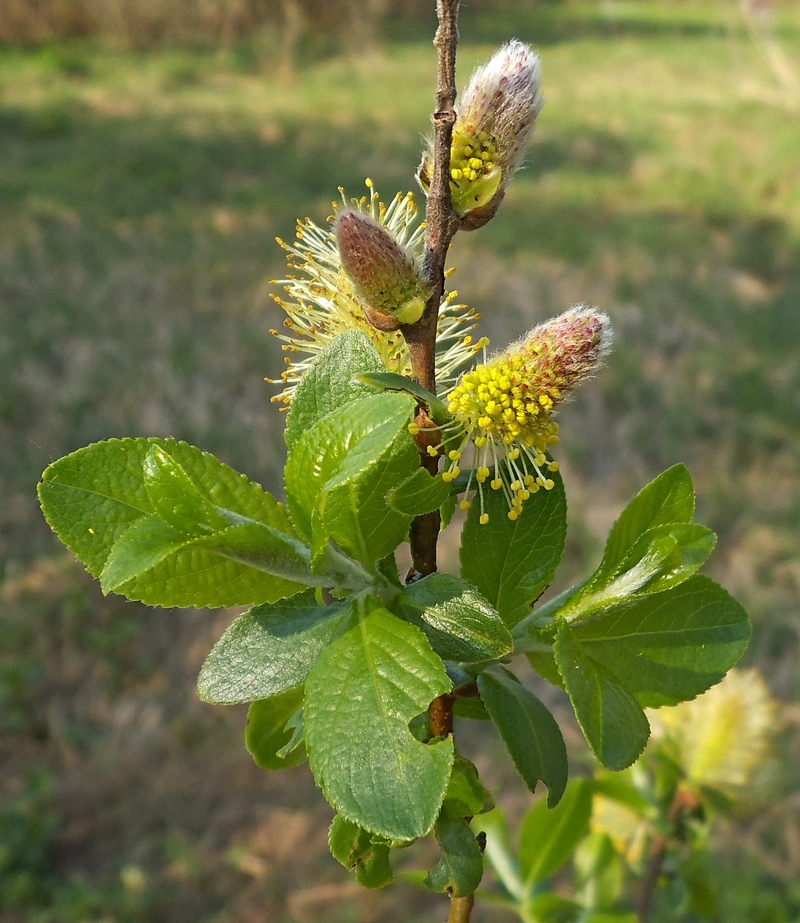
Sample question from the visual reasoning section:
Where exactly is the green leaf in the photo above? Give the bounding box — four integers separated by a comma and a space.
397, 574, 513, 664
563, 576, 751, 708
425, 806, 484, 897
328, 816, 394, 889
575, 832, 625, 911
477, 667, 568, 806
304, 599, 454, 840
453, 696, 489, 720
99, 516, 316, 602
440, 493, 457, 531
526, 893, 584, 923
526, 648, 565, 690
97, 515, 186, 594
474, 809, 526, 902
563, 523, 717, 619
143, 445, 231, 535
245, 687, 306, 770
357, 370, 452, 426
354, 843, 393, 889
329, 815, 372, 868
518, 779, 593, 886
595, 464, 695, 586
284, 392, 418, 566
582, 913, 638, 923
196, 591, 351, 704
285, 331, 387, 450
387, 467, 452, 517
460, 469, 567, 627
591, 770, 652, 818
38, 438, 309, 608
555, 621, 651, 771
444, 756, 494, 817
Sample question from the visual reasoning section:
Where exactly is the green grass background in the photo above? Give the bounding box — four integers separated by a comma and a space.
2, 2, 800, 920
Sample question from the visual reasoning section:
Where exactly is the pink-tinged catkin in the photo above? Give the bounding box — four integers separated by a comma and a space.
418, 40, 542, 229
435, 307, 612, 522
334, 209, 430, 326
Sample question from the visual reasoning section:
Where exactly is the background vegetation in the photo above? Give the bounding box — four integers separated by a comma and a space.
2, 1, 800, 920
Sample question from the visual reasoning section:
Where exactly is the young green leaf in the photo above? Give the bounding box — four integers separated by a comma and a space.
38, 438, 310, 608
143, 444, 232, 535
356, 370, 452, 426
425, 806, 484, 897
284, 330, 387, 450
245, 686, 306, 770
196, 591, 351, 704
477, 667, 568, 806
387, 467, 452, 517
594, 464, 695, 586
329, 815, 372, 869
304, 599, 454, 840
453, 695, 489, 721
555, 621, 651, 771
99, 516, 316, 606
440, 493, 457, 531
284, 392, 419, 566
328, 816, 394, 889
397, 573, 513, 664
460, 469, 567, 627
561, 576, 751, 708
354, 843, 394, 889
574, 831, 626, 911
525, 893, 585, 923
518, 779, 593, 886
561, 523, 717, 619
444, 756, 494, 817
97, 515, 187, 594
318, 428, 418, 565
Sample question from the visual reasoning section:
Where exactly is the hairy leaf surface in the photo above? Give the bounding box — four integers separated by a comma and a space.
304, 600, 453, 840
197, 591, 351, 703
478, 667, 568, 805
460, 470, 566, 627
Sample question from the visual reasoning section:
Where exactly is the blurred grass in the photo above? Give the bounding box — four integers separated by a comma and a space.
2, 1, 800, 920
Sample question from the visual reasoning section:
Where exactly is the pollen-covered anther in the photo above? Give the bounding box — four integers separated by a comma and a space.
439, 306, 612, 523
417, 41, 542, 230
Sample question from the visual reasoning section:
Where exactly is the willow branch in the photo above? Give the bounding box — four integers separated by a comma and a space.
403, 0, 460, 582
448, 894, 475, 923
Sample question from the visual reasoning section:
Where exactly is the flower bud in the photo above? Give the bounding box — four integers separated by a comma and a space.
334, 209, 430, 328
268, 182, 478, 407
418, 40, 542, 230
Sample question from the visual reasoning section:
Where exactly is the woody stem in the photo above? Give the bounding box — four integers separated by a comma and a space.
403, 0, 459, 581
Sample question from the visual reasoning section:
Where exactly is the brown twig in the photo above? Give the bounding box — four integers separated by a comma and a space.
402, 2, 468, 921
403, 0, 460, 582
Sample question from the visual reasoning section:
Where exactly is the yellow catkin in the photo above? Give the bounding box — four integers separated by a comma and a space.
440, 307, 611, 523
